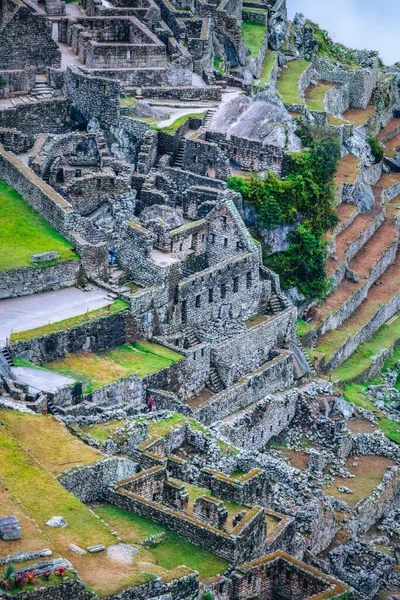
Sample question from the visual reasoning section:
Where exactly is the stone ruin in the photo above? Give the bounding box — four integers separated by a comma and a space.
1, 0, 400, 597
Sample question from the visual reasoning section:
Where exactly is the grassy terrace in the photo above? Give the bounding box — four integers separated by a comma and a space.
93, 505, 229, 579
343, 105, 375, 127
0, 180, 77, 272
10, 299, 129, 343
276, 59, 309, 105
304, 81, 338, 111
259, 50, 277, 83
120, 95, 137, 107
156, 112, 205, 135
42, 342, 183, 393
242, 21, 266, 57
331, 316, 400, 384
0, 412, 227, 596
80, 413, 239, 456
324, 455, 395, 506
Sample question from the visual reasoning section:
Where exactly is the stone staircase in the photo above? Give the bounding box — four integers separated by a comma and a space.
268, 292, 290, 314
207, 366, 225, 393
184, 329, 200, 348
203, 108, 217, 129
174, 139, 186, 168
30, 81, 54, 100
1, 347, 14, 367
108, 265, 131, 293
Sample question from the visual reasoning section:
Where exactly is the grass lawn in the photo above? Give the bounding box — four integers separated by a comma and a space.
93, 505, 229, 579
297, 318, 314, 338
43, 341, 183, 392
242, 21, 266, 57
156, 112, 205, 135
276, 60, 310, 105
305, 81, 338, 111
0, 410, 101, 475
0, 180, 77, 272
10, 299, 128, 343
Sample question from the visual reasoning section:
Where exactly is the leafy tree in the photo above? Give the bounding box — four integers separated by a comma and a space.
259, 196, 283, 229
227, 124, 341, 300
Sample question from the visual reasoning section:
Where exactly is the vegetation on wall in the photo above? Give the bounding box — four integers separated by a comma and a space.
367, 136, 384, 163
227, 124, 341, 300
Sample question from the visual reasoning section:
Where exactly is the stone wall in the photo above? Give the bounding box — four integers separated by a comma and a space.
194, 351, 294, 425
322, 285, 400, 372
0, 145, 73, 237
211, 307, 297, 383
59, 456, 139, 502
231, 552, 347, 600
141, 85, 222, 100
0, 259, 80, 300
66, 66, 121, 126
0, 68, 36, 99
0, 5, 61, 72
346, 467, 400, 536
214, 385, 299, 450
0, 99, 70, 135
108, 484, 266, 564
11, 310, 134, 363
3, 581, 87, 600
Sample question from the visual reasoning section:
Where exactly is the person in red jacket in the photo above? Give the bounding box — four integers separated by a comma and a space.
147, 396, 154, 413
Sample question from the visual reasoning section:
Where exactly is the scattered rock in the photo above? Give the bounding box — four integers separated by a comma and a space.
45, 516, 68, 529
68, 544, 86, 555
0, 516, 22, 541
30, 251, 60, 263
87, 545, 106, 554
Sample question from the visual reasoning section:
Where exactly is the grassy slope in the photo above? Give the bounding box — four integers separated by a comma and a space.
0, 180, 77, 272
0, 410, 101, 475
330, 317, 400, 383
43, 341, 183, 392
260, 51, 277, 83
156, 112, 205, 135
93, 505, 229, 579
276, 60, 310, 104
305, 82, 337, 111
242, 21, 266, 57
10, 299, 129, 343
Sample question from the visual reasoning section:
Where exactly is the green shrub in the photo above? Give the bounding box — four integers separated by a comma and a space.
202, 592, 215, 600
0, 75, 5, 90
227, 124, 340, 300
367, 136, 384, 163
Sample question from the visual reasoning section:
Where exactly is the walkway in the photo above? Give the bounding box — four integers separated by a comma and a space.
0, 286, 112, 347
12, 366, 75, 394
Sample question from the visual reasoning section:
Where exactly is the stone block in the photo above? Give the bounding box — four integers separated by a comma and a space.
0, 516, 22, 541
31, 251, 61, 263
45, 516, 68, 528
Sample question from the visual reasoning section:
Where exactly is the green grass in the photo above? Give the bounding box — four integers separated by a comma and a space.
341, 382, 400, 444
311, 24, 359, 70
213, 57, 224, 74
330, 316, 400, 383
93, 506, 229, 578
297, 318, 314, 338
305, 82, 337, 111
276, 60, 310, 105
259, 50, 277, 83
120, 95, 137, 107
43, 341, 183, 393
0, 426, 115, 550
242, 21, 266, 57
156, 112, 205, 135
10, 299, 128, 343
0, 180, 77, 272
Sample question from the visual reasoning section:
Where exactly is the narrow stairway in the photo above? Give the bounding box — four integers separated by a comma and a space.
208, 366, 225, 393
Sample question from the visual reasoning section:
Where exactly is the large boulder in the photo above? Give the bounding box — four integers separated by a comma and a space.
0, 516, 22, 541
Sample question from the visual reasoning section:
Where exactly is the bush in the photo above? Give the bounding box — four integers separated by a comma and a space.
0, 565, 17, 591
227, 124, 340, 300
202, 592, 215, 600
367, 136, 384, 163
